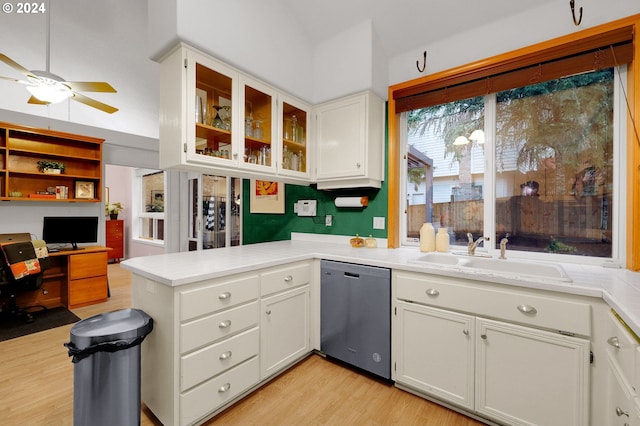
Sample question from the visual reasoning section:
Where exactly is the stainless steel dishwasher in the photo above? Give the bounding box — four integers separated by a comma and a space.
320, 259, 391, 380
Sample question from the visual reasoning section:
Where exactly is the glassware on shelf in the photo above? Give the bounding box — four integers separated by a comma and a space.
290, 115, 298, 142
283, 146, 291, 170
218, 106, 231, 130
298, 150, 304, 172
212, 107, 223, 129
291, 152, 299, 172
253, 120, 263, 140
245, 117, 253, 137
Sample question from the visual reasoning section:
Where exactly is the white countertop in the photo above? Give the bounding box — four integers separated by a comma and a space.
121, 237, 640, 338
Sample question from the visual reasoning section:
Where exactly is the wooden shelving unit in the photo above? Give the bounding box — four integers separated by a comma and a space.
0, 122, 104, 202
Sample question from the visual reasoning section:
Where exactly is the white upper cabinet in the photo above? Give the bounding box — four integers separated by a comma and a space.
314, 91, 385, 190
239, 75, 278, 175
158, 43, 311, 185
278, 93, 311, 180
160, 44, 239, 171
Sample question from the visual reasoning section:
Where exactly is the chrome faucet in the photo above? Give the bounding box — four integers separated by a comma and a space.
499, 237, 509, 259
467, 233, 489, 256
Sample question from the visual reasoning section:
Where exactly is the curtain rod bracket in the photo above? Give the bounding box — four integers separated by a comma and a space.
416, 51, 427, 73
570, 0, 583, 26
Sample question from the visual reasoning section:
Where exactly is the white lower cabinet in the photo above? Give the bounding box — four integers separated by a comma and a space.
604, 311, 640, 426
260, 285, 310, 378
132, 260, 314, 426
396, 302, 475, 410
475, 318, 590, 426
394, 270, 591, 426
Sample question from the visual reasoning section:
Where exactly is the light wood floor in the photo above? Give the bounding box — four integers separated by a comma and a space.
0, 264, 487, 426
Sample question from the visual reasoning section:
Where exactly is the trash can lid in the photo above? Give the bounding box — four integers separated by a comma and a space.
70, 308, 153, 348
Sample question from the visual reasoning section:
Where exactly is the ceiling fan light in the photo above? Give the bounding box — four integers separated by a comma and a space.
26, 79, 73, 104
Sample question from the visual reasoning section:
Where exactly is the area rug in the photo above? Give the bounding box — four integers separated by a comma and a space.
0, 307, 81, 342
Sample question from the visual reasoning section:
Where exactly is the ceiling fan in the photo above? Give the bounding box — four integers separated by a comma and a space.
0, 53, 118, 114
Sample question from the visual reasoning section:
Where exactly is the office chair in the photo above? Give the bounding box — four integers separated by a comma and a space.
0, 241, 47, 323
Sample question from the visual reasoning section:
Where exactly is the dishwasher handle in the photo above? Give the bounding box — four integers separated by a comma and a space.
344, 272, 360, 279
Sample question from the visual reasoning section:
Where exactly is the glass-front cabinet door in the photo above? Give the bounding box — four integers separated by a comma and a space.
187, 173, 241, 251
279, 94, 311, 179
239, 76, 277, 173
186, 49, 238, 167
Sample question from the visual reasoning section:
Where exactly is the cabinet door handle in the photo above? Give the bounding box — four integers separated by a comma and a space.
463, 329, 469, 336
517, 304, 537, 315
219, 351, 232, 360
218, 383, 231, 393
607, 336, 621, 349
218, 292, 231, 300
356, 162, 361, 168
480, 334, 487, 340
425, 288, 439, 296
266, 309, 272, 315
218, 320, 232, 329
284, 275, 293, 282
616, 406, 629, 417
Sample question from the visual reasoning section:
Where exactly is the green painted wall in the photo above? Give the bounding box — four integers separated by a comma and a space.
242, 179, 388, 244
243, 109, 389, 244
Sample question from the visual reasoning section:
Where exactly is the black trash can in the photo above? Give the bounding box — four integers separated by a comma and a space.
64, 308, 153, 426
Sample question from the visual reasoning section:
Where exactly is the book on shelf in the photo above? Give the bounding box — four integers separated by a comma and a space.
29, 193, 56, 199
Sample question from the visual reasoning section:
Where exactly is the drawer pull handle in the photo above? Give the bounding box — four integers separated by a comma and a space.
517, 304, 537, 315
425, 288, 439, 296
607, 336, 621, 349
219, 351, 232, 360
218, 383, 231, 393
615, 406, 629, 417
218, 292, 231, 300
463, 329, 469, 336
284, 275, 293, 282
219, 320, 232, 329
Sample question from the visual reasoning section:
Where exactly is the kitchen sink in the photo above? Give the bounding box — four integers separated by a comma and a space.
411, 252, 573, 283
414, 252, 461, 265
459, 257, 572, 282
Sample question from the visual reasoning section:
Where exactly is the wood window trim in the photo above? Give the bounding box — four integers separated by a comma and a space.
386, 14, 640, 272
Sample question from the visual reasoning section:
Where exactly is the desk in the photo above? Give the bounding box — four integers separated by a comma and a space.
16, 246, 110, 310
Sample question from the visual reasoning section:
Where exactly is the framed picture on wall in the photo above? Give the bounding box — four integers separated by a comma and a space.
75, 181, 95, 199
250, 180, 284, 214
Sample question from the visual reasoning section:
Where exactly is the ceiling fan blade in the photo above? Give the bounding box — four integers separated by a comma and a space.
27, 96, 49, 105
65, 81, 117, 93
72, 92, 118, 114
0, 53, 35, 77
0, 75, 21, 83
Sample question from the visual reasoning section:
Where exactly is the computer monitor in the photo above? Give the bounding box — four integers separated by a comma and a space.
42, 216, 99, 250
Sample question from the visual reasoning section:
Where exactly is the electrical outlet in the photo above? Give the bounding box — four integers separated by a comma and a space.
373, 217, 385, 230
326, 215, 332, 226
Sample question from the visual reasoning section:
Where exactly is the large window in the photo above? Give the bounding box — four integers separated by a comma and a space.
404, 68, 623, 261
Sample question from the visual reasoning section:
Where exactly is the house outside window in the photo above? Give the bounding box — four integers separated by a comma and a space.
403, 67, 624, 262
134, 169, 165, 245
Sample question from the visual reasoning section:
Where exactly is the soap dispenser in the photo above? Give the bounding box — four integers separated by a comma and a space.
420, 223, 436, 252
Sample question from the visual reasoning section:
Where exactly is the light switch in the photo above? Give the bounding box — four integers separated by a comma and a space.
373, 217, 385, 230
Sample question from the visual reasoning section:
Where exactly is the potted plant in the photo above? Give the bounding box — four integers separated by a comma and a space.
37, 160, 66, 174
106, 202, 124, 220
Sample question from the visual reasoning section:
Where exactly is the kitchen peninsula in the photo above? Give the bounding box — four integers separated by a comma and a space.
121, 234, 640, 426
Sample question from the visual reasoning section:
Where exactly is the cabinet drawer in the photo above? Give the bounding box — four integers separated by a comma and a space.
181, 327, 259, 392
180, 274, 259, 322
261, 261, 311, 296
69, 252, 108, 280
69, 276, 108, 307
180, 356, 259, 426
606, 311, 639, 388
181, 301, 258, 354
395, 271, 591, 336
